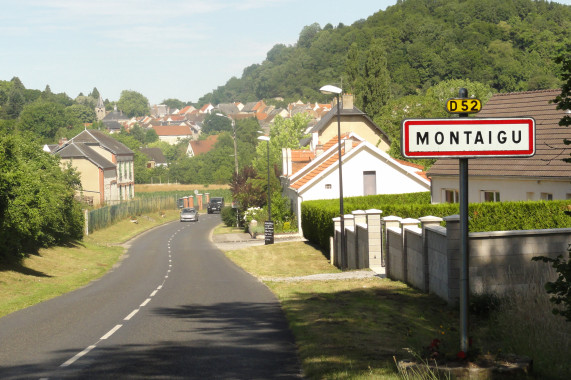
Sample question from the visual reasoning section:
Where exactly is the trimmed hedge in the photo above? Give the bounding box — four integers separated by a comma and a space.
301, 192, 571, 251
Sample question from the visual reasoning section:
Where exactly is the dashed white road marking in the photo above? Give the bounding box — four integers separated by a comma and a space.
140, 298, 151, 307
101, 324, 122, 340
124, 309, 139, 321
60, 345, 96, 367
56, 224, 188, 373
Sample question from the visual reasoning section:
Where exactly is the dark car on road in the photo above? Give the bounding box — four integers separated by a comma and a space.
207, 197, 224, 214
180, 208, 198, 222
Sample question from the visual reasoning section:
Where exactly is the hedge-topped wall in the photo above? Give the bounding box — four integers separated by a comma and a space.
301, 192, 571, 251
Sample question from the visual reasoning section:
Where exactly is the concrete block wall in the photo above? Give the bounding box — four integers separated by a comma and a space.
331, 209, 571, 305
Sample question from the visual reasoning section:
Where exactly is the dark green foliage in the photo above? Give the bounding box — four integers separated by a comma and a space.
532, 245, 571, 322
196, 0, 570, 111
0, 132, 84, 259
221, 206, 238, 227
117, 90, 150, 117
302, 194, 571, 251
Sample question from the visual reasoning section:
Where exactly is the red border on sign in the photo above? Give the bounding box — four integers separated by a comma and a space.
402, 118, 535, 158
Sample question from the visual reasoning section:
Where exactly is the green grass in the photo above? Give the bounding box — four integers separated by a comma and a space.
225, 241, 460, 379
0, 209, 180, 318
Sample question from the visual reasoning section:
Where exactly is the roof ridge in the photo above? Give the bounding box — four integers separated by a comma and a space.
493, 89, 560, 97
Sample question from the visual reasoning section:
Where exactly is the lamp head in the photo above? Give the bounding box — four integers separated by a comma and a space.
257, 136, 270, 141
320, 85, 342, 95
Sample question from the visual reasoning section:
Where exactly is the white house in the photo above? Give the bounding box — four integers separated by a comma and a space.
428, 89, 571, 203
282, 132, 431, 233
152, 125, 193, 145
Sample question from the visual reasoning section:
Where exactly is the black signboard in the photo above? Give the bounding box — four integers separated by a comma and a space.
264, 221, 274, 245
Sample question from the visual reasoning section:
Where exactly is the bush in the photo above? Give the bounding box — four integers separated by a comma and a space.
221, 206, 238, 227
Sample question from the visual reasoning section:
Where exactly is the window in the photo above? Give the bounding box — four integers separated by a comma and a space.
482, 191, 500, 202
540, 192, 553, 201
325, 184, 332, 189
444, 189, 459, 203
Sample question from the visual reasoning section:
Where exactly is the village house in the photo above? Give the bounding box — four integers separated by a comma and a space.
152, 125, 193, 145
282, 132, 430, 233
428, 89, 571, 203
54, 130, 135, 206
301, 94, 391, 152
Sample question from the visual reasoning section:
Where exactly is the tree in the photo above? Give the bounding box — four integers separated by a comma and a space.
359, 40, 391, 119
162, 98, 187, 110
202, 113, 232, 134
18, 100, 66, 140
0, 132, 83, 258
553, 50, 571, 163
89, 87, 100, 100
64, 104, 97, 125
117, 90, 150, 117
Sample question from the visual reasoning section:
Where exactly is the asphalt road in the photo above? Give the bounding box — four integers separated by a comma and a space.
0, 214, 302, 379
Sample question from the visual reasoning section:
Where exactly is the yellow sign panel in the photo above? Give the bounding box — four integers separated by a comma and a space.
445, 98, 482, 113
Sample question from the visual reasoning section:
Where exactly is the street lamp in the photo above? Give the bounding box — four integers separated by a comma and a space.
214, 113, 238, 175
258, 135, 273, 245
320, 84, 346, 269
257, 135, 271, 222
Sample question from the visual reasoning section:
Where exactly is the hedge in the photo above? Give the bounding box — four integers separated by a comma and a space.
301, 192, 571, 251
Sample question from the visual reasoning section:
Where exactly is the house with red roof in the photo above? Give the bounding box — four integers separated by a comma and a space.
282, 132, 430, 233
186, 135, 219, 157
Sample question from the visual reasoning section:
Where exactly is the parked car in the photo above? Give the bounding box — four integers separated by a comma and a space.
180, 208, 198, 222
207, 197, 224, 214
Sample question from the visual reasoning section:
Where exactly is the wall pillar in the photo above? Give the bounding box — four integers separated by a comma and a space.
333, 217, 341, 266
205, 193, 210, 204
189, 196, 194, 208
197, 194, 203, 211
366, 209, 383, 269
344, 214, 356, 269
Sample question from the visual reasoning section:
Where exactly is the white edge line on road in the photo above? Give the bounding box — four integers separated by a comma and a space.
101, 324, 123, 340
60, 345, 96, 367
150, 290, 158, 297
124, 309, 139, 321
157, 285, 163, 290
140, 298, 151, 307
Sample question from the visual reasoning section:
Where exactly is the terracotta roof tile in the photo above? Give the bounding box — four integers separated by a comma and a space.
189, 135, 218, 155
152, 125, 192, 136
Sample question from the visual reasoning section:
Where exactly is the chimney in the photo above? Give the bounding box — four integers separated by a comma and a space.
344, 138, 353, 154
342, 94, 353, 110
315, 144, 324, 157
59, 137, 68, 146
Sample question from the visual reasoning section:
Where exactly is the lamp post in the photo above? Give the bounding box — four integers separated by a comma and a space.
319, 84, 346, 269
214, 113, 238, 175
258, 135, 273, 245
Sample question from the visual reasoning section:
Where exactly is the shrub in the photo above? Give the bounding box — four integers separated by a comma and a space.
221, 206, 238, 227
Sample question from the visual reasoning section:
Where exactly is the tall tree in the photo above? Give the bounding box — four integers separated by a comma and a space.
553, 50, 571, 163
117, 90, 150, 117
18, 101, 66, 140
359, 40, 391, 118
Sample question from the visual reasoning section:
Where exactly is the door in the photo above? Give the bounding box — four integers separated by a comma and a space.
363, 171, 376, 195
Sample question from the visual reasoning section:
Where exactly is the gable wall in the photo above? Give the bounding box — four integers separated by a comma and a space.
300, 148, 430, 201
61, 158, 102, 206
319, 117, 390, 152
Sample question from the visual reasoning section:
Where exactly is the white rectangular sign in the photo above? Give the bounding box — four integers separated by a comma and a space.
401, 117, 535, 158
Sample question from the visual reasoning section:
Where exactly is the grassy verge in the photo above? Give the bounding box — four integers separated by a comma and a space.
0, 209, 180, 318
225, 241, 571, 379
225, 241, 460, 379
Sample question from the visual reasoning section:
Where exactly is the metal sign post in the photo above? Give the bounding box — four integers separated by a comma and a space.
401, 88, 536, 355
457, 88, 470, 354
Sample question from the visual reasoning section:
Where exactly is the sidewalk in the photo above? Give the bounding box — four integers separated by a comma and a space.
211, 231, 386, 277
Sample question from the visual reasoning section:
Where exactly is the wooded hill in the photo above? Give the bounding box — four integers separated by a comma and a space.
199, 0, 570, 106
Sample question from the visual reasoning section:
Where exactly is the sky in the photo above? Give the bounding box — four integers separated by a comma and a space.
2, 0, 570, 106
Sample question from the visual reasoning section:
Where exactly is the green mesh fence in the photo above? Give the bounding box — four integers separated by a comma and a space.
88, 196, 178, 234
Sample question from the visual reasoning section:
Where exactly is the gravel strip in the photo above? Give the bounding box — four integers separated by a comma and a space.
259, 270, 381, 282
